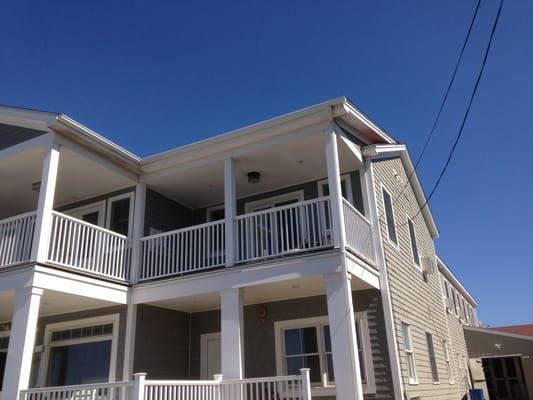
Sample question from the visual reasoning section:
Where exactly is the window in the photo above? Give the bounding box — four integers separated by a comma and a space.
452, 289, 458, 315
426, 332, 439, 383
275, 315, 375, 393
407, 217, 420, 267
65, 201, 106, 227
443, 340, 454, 384
401, 322, 417, 384
107, 194, 134, 236
0, 333, 8, 391
317, 174, 354, 204
382, 187, 398, 246
43, 315, 119, 386
206, 205, 225, 222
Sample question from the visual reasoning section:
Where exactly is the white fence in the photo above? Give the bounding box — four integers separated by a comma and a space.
0, 211, 36, 268
139, 220, 225, 281
19, 381, 134, 400
342, 199, 374, 263
236, 197, 332, 263
48, 211, 133, 281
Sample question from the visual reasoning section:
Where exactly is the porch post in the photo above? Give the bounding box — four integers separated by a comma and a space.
324, 126, 346, 249
224, 157, 237, 267
220, 288, 244, 379
31, 142, 60, 263
324, 271, 363, 400
2, 287, 43, 400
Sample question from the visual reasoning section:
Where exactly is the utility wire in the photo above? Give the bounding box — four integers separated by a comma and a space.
396, 0, 504, 227
392, 0, 482, 205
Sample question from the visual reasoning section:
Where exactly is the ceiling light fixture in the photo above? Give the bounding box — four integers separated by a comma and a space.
31, 182, 41, 192
247, 171, 261, 184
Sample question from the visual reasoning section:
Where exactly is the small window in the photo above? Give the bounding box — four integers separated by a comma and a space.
443, 340, 454, 384
426, 332, 439, 382
407, 218, 420, 266
382, 188, 398, 246
401, 323, 417, 384
317, 174, 353, 204
107, 193, 134, 236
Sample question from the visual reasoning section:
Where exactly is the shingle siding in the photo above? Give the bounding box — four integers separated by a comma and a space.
0, 123, 46, 150
372, 157, 469, 399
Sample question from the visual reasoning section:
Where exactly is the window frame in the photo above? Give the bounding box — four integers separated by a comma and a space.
64, 201, 106, 227
401, 322, 418, 385
425, 331, 439, 383
443, 340, 454, 384
106, 192, 135, 237
39, 314, 120, 387
245, 191, 304, 214
317, 173, 354, 204
406, 215, 421, 269
381, 185, 399, 249
274, 314, 375, 394
0, 329, 9, 392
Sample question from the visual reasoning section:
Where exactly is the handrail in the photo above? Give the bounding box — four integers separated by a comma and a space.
0, 210, 37, 224
141, 219, 225, 241
51, 211, 129, 239
342, 197, 371, 225
342, 198, 375, 263
235, 196, 330, 219
20, 381, 134, 393
0, 211, 37, 267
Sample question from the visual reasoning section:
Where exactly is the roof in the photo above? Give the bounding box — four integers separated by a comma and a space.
490, 324, 533, 337
464, 326, 533, 358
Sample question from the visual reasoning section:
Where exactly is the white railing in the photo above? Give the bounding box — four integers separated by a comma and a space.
236, 197, 332, 263
144, 380, 221, 400
19, 381, 134, 400
48, 211, 133, 281
342, 199, 374, 263
0, 211, 36, 268
140, 220, 225, 281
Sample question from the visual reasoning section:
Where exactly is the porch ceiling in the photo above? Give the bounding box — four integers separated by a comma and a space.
147, 274, 374, 313
0, 289, 117, 322
144, 132, 361, 209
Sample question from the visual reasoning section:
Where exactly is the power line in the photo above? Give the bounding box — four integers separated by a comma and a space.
392, 0, 482, 205
397, 0, 504, 227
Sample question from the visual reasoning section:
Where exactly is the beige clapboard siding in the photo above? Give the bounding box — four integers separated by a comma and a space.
372, 157, 469, 399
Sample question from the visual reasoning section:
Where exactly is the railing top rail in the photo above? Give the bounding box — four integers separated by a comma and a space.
342, 198, 371, 225
144, 380, 221, 386
0, 210, 37, 224
141, 219, 225, 242
20, 381, 134, 393
221, 375, 302, 384
236, 196, 330, 220
51, 211, 131, 240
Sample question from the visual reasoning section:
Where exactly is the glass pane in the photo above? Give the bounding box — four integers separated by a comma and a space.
110, 198, 130, 235
401, 323, 411, 350
210, 208, 225, 221
286, 357, 303, 376
383, 190, 397, 244
493, 358, 504, 378
0, 352, 6, 391
301, 327, 318, 354
284, 329, 301, 356
505, 357, 517, 378
322, 180, 347, 198
47, 341, 112, 386
82, 212, 100, 225
323, 325, 331, 352
496, 380, 508, 397
408, 219, 420, 265
326, 354, 334, 382
304, 355, 321, 383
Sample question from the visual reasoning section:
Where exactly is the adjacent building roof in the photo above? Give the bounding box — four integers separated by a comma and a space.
490, 324, 533, 337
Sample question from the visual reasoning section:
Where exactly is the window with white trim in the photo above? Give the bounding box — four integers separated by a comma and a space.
426, 332, 439, 383
407, 217, 420, 267
382, 187, 398, 246
443, 340, 454, 384
275, 315, 375, 392
317, 174, 354, 204
0, 333, 8, 391
401, 322, 417, 384
106, 193, 134, 236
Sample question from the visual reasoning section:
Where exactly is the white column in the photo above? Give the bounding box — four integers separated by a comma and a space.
224, 158, 237, 267
220, 288, 244, 379
324, 127, 346, 249
324, 271, 363, 400
130, 183, 147, 283
2, 287, 43, 400
31, 142, 60, 263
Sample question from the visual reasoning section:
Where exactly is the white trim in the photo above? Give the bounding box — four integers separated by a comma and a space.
273, 314, 375, 394
380, 184, 400, 250
244, 190, 304, 213
106, 192, 135, 237
405, 214, 421, 270
64, 201, 106, 227
39, 314, 120, 387
401, 322, 418, 385
200, 332, 221, 379
317, 173, 354, 204
425, 331, 439, 384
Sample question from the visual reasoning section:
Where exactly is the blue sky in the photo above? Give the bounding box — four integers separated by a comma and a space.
1, 1, 531, 326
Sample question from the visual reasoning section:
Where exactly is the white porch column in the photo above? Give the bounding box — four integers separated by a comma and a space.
2, 287, 43, 400
31, 142, 60, 263
220, 288, 244, 379
324, 126, 346, 249
324, 271, 363, 400
224, 157, 237, 267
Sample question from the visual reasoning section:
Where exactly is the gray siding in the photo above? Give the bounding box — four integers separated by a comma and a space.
134, 305, 190, 379
0, 123, 46, 150
144, 190, 194, 235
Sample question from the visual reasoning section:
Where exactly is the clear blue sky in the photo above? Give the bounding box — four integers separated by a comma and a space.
1, 1, 531, 326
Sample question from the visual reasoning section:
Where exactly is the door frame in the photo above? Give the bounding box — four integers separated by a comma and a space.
64, 201, 106, 227
200, 332, 221, 380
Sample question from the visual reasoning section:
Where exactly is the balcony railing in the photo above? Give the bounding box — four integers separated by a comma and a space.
48, 211, 133, 281
0, 211, 36, 268
19, 381, 134, 400
342, 199, 374, 262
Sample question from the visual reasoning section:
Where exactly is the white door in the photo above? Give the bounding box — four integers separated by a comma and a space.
200, 333, 221, 379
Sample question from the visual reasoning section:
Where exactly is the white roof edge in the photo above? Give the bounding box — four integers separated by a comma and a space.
464, 325, 533, 342
362, 143, 439, 239
436, 255, 478, 307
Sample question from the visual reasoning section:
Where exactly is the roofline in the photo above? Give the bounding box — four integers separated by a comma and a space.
362, 143, 439, 238
436, 255, 478, 307
464, 326, 533, 342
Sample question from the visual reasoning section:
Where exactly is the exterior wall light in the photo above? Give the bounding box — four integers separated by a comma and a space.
247, 171, 261, 183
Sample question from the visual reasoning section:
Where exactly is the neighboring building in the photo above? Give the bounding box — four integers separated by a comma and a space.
0, 98, 480, 400
490, 324, 533, 338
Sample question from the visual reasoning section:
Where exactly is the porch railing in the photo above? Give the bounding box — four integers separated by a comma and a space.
236, 197, 332, 263
342, 199, 375, 263
19, 381, 134, 400
0, 211, 36, 268
48, 211, 133, 281
139, 220, 226, 281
